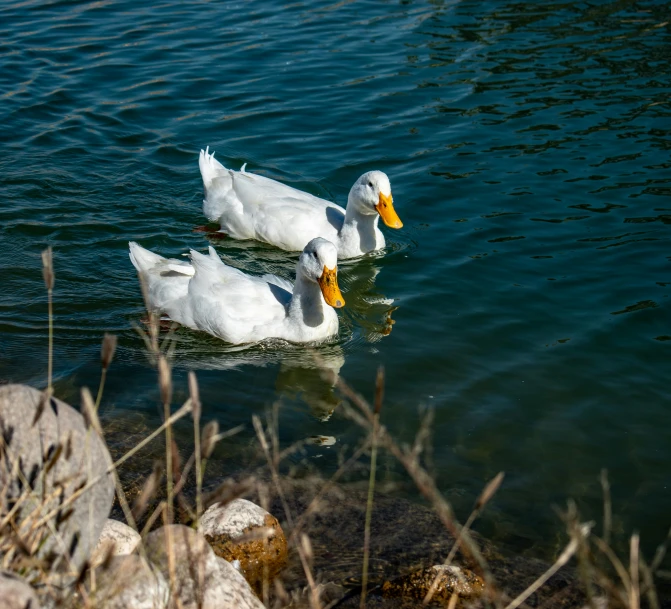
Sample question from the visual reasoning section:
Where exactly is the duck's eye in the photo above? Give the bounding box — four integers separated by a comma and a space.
312, 252, 318, 259
367, 181, 373, 188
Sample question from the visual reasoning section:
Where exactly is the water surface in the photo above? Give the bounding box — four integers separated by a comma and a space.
1, 0, 670, 561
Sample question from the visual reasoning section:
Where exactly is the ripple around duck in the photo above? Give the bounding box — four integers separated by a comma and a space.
1, 0, 671, 563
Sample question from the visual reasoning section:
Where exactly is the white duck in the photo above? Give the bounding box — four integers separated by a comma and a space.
129, 238, 345, 345
198, 147, 403, 259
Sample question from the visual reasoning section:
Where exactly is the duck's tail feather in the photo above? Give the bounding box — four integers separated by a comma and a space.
189, 247, 220, 274
199, 146, 228, 189
129, 241, 165, 274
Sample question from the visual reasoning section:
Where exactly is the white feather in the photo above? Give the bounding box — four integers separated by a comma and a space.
128, 239, 341, 345
198, 147, 399, 259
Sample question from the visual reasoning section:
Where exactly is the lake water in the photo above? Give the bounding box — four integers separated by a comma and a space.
1, 0, 670, 562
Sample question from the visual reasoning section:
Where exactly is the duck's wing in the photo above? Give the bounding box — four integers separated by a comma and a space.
187, 247, 292, 343
260, 273, 294, 294
200, 148, 344, 250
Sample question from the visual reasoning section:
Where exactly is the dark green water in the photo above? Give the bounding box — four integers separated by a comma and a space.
1, 0, 670, 559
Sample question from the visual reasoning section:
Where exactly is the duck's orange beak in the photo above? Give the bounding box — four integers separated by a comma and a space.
318, 266, 345, 308
375, 192, 403, 228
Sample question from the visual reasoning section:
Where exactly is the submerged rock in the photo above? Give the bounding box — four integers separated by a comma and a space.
200, 498, 288, 592
144, 524, 263, 609
0, 571, 41, 609
92, 519, 142, 563
267, 477, 587, 609
380, 565, 485, 603
94, 555, 169, 609
0, 384, 115, 573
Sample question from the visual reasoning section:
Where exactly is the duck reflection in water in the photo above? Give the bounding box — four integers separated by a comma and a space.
173, 343, 345, 422
338, 258, 397, 342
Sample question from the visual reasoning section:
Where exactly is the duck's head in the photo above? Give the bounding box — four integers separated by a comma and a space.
348, 171, 403, 229
299, 238, 345, 308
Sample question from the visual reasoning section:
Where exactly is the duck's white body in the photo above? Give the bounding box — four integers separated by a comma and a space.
129, 239, 344, 345
199, 148, 402, 259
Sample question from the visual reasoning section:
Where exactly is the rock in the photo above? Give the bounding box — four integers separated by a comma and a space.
380, 565, 485, 603
144, 524, 263, 609
94, 555, 169, 609
200, 498, 287, 592
213, 555, 266, 608
0, 571, 41, 608
0, 384, 115, 573
92, 519, 141, 563
286, 581, 345, 608
307, 435, 336, 446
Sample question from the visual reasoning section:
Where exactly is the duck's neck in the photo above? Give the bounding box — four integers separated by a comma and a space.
340, 205, 380, 254
288, 272, 327, 328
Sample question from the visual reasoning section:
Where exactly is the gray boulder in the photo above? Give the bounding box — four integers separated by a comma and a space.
143, 524, 263, 609
0, 384, 115, 573
93, 555, 169, 609
0, 570, 41, 609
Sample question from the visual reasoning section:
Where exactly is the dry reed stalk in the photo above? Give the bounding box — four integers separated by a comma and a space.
591, 535, 632, 597
252, 414, 321, 609
504, 523, 590, 609
332, 374, 493, 589
360, 366, 384, 609
140, 500, 166, 538
630, 534, 640, 609
189, 371, 204, 526
31, 399, 192, 532
198, 419, 223, 493
651, 525, 671, 574
158, 355, 174, 524
83, 384, 140, 544
9, 456, 81, 581
301, 533, 321, 609
95, 333, 117, 409
173, 452, 195, 499
133, 461, 164, 522
162, 504, 182, 609
639, 555, 660, 609
31, 387, 52, 427
41, 247, 54, 392
81, 386, 98, 597
600, 469, 612, 546
423, 471, 505, 606
0, 457, 29, 531
259, 484, 271, 606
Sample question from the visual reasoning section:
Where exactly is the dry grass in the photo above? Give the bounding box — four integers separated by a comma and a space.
0, 247, 667, 609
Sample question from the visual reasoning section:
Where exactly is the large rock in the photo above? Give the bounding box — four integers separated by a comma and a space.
0, 571, 41, 609
144, 524, 263, 609
200, 498, 287, 592
92, 519, 141, 563
93, 555, 169, 609
0, 384, 115, 573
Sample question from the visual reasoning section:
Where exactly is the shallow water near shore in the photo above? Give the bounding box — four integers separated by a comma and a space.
1, 0, 670, 566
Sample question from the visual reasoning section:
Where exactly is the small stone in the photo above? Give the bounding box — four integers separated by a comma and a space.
380, 565, 485, 603
307, 435, 336, 446
200, 498, 288, 592
94, 555, 169, 609
0, 571, 41, 609
92, 519, 141, 563
0, 384, 115, 573
144, 524, 263, 609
